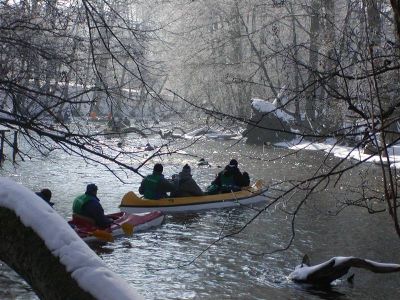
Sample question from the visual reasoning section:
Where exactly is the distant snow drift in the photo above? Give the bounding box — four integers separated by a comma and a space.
0, 177, 143, 300
276, 138, 400, 168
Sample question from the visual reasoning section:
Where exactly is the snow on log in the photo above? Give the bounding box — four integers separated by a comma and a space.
0, 177, 143, 300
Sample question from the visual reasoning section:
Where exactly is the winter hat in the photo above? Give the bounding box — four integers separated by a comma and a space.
86, 183, 98, 193
153, 163, 163, 173
229, 159, 238, 167
182, 164, 191, 172
40, 189, 52, 201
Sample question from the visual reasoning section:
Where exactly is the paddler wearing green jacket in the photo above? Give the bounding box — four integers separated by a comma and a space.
139, 163, 176, 199
210, 159, 250, 193
72, 183, 112, 229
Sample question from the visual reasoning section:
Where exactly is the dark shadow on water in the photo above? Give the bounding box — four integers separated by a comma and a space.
292, 282, 350, 300
90, 243, 115, 255
167, 213, 201, 225
0, 263, 38, 299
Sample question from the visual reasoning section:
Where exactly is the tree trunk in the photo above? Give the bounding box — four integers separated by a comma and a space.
289, 2, 301, 121
0, 208, 94, 300
391, 0, 400, 42
305, 0, 321, 125
367, 0, 382, 46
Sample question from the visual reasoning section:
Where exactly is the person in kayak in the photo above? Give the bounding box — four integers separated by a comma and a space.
209, 159, 250, 193
72, 183, 112, 229
122, 116, 131, 127
36, 188, 55, 207
171, 164, 203, 197
139, 163, 176, 199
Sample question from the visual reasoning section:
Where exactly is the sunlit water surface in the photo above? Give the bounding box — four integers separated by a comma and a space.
1, 134, 400, 299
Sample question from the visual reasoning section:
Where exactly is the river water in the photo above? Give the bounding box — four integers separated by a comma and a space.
1, 133, 400, 299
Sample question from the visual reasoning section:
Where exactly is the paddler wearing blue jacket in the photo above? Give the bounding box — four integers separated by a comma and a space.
72, 183, 112, 229
139, 163, 176, 199
36, 188, 55, 207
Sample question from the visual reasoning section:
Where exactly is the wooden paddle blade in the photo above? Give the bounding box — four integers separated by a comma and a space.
121, 223, 134, 236
92, 230, 114, 242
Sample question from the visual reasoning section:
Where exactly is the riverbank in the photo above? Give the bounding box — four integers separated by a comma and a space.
276, 137, 400, 167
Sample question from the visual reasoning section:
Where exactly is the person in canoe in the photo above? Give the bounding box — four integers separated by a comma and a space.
122, 116, 131, 127
72, 183, 113, 229
36, 188, 55, 207
208, 159, 250, 194
139, 163, 176, 199
171, 164, 204, 197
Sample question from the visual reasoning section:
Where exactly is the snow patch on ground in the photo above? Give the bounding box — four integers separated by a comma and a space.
276, 138, 400, 168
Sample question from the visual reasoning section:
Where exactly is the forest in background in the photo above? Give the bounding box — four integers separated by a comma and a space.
1, 0, 400, 238
1, 1, 399, 129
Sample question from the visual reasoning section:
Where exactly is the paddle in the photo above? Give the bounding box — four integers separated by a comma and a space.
117, 222, 134, 236
122, 223, 134, 236
91, 229, 114, 242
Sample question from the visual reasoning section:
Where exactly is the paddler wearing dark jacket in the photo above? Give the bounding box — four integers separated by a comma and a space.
139, 163, 176, 199
211, 159, 250, 192
36, 188, 55, 207
72, 183, 112, 229
171, 164, 203, 197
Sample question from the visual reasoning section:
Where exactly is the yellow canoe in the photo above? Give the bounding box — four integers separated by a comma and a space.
119, 180, 268, 214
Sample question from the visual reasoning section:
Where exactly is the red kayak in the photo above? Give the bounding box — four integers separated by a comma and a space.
68, 211, 164, 242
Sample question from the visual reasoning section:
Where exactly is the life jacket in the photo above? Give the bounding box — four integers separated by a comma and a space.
220, 173, 235, 186
143, 174, 162, 199
72, 194, 92, 214
220, 172, 240, 192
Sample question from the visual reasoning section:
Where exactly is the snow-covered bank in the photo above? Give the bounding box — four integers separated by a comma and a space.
175, 126, 241, 140
0, 178, 142, 300
276, 138, 400, 168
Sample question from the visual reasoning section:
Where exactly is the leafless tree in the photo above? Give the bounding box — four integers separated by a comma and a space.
154, 0, 400, 245
1, 0, 400, 246
0, 0, 188, 178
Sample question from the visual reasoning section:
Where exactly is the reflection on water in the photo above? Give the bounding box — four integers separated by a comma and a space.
169, 213, 202, 225
0, 263, 38, 300
1, 137, 400, 299
291, 283, 348, 300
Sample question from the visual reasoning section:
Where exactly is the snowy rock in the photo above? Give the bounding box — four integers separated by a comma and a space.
245, 98, 296, 144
